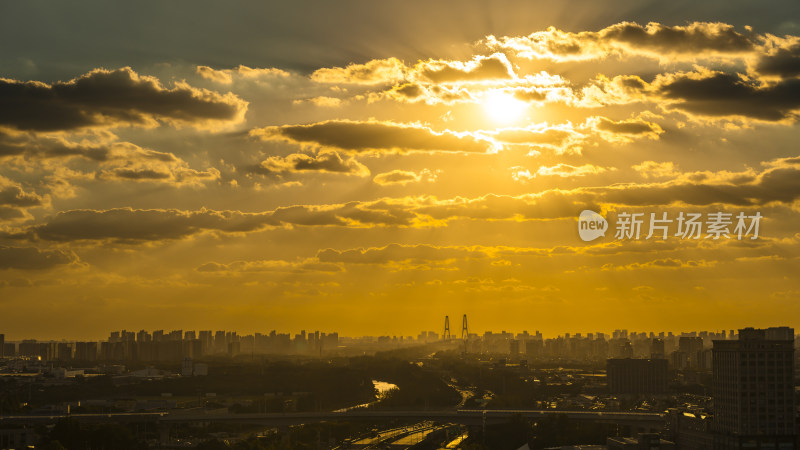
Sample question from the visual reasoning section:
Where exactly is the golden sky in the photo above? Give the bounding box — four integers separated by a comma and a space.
2, 1, 800, 339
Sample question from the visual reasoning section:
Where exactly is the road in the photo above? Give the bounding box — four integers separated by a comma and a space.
0, 408, 665, 428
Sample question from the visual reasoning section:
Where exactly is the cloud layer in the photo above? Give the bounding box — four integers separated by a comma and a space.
0, 68, 247, 132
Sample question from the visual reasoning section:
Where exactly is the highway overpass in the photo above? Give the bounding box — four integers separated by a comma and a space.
0, 408, 665, 432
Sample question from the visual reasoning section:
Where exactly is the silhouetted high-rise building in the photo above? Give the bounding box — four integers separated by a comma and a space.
610, 339, 633, 358
0, 333, 4, 358
213, 330, 226, 353
712, 327, 796, 449
137, 330, 151, 343
186, 339, 203, 358
651, 338, 665, 359
526, 339, 543, 359
679, 336, 704, 369
74, 342, 97, 361
198, 330, 212, 354
56, 342, 73, 361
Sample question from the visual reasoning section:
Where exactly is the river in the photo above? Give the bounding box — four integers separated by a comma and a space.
334, 379, 398, 412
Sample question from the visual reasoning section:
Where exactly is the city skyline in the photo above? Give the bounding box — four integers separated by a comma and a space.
4, 325, 791, 368
0, 322, 780, 342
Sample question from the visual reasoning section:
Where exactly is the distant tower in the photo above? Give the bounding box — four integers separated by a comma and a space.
443, 316, 451, 340
461, 314, 468, 340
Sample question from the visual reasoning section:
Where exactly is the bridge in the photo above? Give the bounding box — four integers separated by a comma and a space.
0, 409, 665, 432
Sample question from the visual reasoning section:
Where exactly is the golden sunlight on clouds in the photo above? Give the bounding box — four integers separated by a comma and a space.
2, 16, 800, 338
482, 90, 529, 124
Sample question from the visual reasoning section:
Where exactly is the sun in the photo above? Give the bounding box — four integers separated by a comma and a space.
482, 90, 528, 124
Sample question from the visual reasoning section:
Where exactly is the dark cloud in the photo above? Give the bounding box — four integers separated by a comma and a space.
41, 143, 111, 161
0, 131, 29, 157
417, 54, 515, 83
196, 65, 290, 84
0, 67, 247, 132
0, 184, 45, 208
15, 138, 222, 185
601, 257, 715, 271
20, 192, 593, 242
382, 83, 476, 105
591, 116, 663, 135
601, 21, 755, 54
485, 125, 590, 154
595, 161, 800, 206
249, 150, 368, 176
196, 259, 341, 273
755, 44, 800, 78
489, 127, 578, 145
0, 132, 112, 161
0, 207, 30, 221
265, 205, 347, 227
373, 169, 437, 186
656, 71, 800, 121
0, 178, 47, 221
16, 156, 800, 243
251, 120, 495, 153
0, 246, 77, 270
373, 170, 419, 185
136, 149, 179, 162
511, 88, 549, 102
486, 21, 757, 61
317, 243, 488, 264
24, 203, 417, 242
311, 58, 406, 85
415, 192, 598, 221
110, 169, 172, 180
29, 208, 274, 242
391, 83, 424, 99
510, 160, 800, 209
